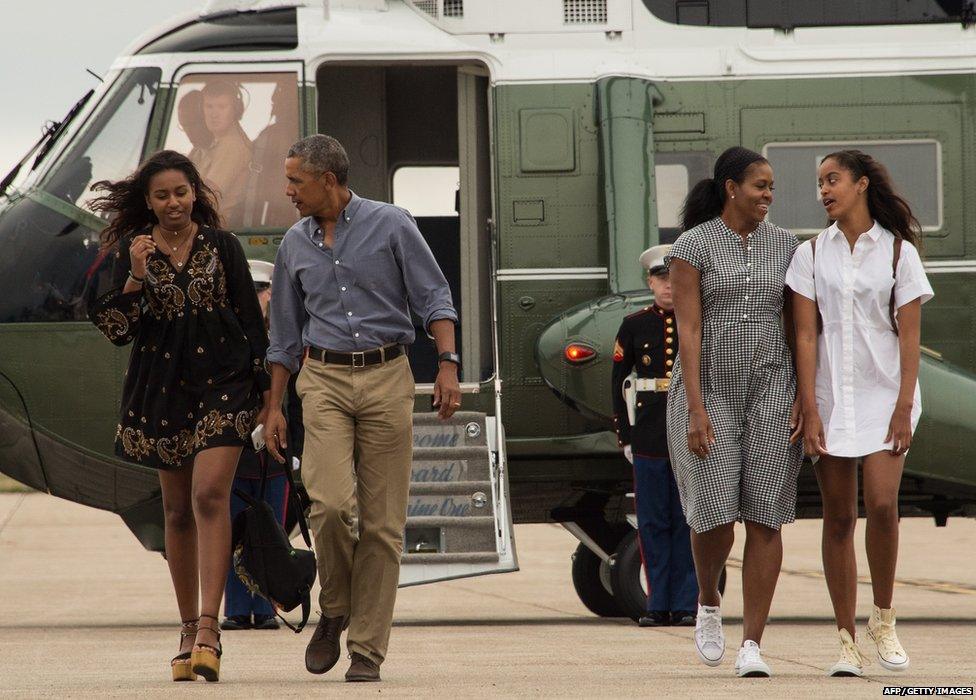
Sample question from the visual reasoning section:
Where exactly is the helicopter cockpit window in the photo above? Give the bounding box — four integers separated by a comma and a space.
40, 67, 162, 211
0, 67, 160, 323
162, 72, 300, 230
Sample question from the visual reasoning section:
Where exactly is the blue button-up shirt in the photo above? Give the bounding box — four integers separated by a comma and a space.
267, 192, 458, 373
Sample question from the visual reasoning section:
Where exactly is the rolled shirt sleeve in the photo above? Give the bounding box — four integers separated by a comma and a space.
267, 238, 308, 374
784, 239, 817, 302
894, 241, 935, 309
393, 208, 458, 335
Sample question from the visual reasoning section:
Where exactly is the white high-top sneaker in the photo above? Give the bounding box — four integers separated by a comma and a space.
734, 640, 772, 677
828, 628, 868, 677
694, 604, 725, 667
867, 606, 910, 671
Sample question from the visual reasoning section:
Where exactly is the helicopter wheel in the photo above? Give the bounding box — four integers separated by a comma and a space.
609, 529, 727, 622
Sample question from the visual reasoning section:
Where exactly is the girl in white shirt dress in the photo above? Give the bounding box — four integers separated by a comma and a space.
785, 150, 934, 677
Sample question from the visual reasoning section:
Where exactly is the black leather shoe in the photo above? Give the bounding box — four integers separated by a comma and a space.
670, 610, 697, 626
638, 611, 671, 627
305, 614, 349, 674
219, 615, 251, 631
252, 614, 280, 630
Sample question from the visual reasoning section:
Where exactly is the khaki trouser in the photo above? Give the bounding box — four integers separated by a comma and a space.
296, 353, 414, 664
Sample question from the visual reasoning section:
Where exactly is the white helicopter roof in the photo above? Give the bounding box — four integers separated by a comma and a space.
109, 0, 976, 84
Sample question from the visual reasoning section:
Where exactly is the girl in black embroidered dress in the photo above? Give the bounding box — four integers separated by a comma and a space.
89, 150, 270, 682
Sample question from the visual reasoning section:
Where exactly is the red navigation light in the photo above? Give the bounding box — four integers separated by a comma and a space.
564, 343, 596, 364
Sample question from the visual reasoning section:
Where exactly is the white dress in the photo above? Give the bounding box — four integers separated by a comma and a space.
784, 222, 934, 457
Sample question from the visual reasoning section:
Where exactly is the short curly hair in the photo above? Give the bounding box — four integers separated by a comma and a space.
287, 134, 349, 185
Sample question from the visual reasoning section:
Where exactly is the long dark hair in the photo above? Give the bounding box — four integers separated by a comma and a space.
680, 146, 767, 232
820, 150, 922, 250
89, 150, 221, 248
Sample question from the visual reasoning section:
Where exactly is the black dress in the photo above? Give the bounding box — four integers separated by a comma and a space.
90, 226, 270, 470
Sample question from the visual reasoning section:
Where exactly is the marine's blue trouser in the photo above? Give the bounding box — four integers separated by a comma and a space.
633, 455, 698, 613
224, 474, 287, 617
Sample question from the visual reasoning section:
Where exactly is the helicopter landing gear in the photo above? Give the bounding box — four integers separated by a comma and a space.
608, 529, 727, 622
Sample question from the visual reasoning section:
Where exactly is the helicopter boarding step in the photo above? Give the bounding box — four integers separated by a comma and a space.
402, 411, 499, 567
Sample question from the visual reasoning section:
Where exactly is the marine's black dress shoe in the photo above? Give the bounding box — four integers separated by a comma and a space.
252, 614, 280, 630
638, 610, 671, 627
219, 615, 251, 631
670, 610, 697, 626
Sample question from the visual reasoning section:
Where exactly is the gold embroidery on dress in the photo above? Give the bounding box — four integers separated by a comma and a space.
195, 408, 234, 445
186, 249, 221, 310
145, 258, 186, 320
235, 407, 257, 441
119, 410, 252, 466
95, 308, 131, 341
156, 429, 194, 465
120, 427, 153, 461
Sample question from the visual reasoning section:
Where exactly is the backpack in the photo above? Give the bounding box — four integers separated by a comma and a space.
231, 456, 317, 633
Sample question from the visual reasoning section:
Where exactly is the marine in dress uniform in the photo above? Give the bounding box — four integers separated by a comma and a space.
611, 245, 698, 627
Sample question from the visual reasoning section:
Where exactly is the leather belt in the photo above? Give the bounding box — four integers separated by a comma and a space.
307, 344, 403, 368
635, 377, 671, 392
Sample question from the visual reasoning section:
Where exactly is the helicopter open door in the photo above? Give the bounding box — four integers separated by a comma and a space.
316, 60, 517, 584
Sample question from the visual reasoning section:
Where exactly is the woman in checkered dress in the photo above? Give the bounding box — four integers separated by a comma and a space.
666, 147, 803, 677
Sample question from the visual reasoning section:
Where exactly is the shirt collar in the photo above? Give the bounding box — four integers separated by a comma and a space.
651, 304, 674, 318
298, 190, 363, 240
864, 220, 884, 241
826, 220, 883, 241
340, 190, 362, 223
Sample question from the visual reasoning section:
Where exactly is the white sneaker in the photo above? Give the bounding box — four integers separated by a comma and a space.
827, 628, 868, 677
694, 604, 725, 666
867, 606, 910, 672
734, 640, 771, 677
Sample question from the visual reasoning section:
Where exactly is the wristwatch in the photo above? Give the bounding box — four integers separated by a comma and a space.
437, 351, 461, 368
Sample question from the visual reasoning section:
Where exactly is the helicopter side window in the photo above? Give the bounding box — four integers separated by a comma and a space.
763, 140, 942, 235
41, 68, 162, 211
652, 152, 711, 243
162, 72, 300, 230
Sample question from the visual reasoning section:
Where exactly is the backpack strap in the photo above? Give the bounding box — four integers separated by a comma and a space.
275, 594, 311, 634
889, 237, 902, 336
811, 237, 824, 335
283, 459, 314, 549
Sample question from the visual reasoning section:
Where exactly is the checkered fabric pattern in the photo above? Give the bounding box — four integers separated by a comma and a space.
664, 217, 803, 533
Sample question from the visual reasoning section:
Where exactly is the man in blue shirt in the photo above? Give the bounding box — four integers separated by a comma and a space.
264, 135, 461, 683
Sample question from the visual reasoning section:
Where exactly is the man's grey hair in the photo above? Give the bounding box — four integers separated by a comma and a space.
287, 134, 349, 185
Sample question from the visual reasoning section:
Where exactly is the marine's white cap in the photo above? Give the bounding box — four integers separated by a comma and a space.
248, 259, 274, 285
639, 244, 672, 275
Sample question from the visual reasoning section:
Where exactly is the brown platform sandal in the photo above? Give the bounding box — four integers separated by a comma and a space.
190, 614, 223, 682
171, 618, 199, 682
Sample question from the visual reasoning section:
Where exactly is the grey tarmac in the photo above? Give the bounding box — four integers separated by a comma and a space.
0, 492, 973, 698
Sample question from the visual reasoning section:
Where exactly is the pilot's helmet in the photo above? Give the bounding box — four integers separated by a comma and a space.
638, 244, 672, 277
248, 259, 273, 290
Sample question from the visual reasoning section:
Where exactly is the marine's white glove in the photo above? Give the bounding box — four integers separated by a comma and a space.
623, 445, 633, 464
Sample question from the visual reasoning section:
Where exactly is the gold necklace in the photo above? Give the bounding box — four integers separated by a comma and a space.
156, 223, 195, 269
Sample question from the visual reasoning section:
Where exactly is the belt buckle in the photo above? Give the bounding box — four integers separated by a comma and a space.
655, 378, 671, 392
352, 351, 365, 368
